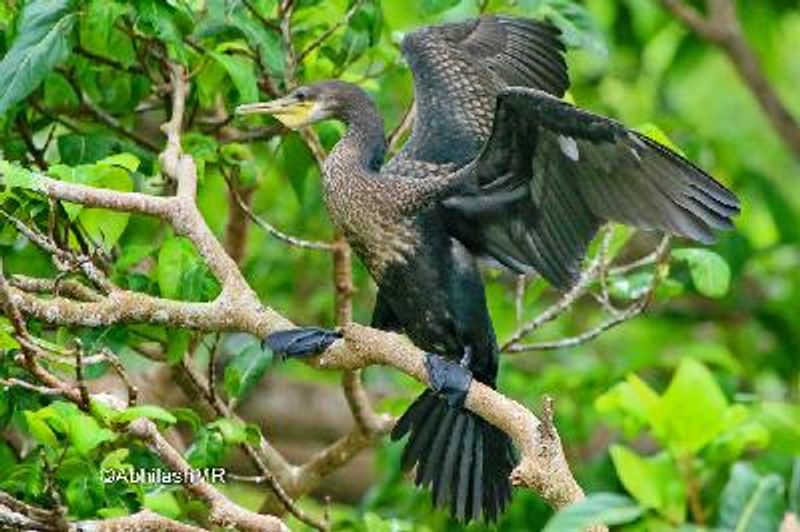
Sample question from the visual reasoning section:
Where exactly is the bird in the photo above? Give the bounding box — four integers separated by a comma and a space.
236, 14, 739, 523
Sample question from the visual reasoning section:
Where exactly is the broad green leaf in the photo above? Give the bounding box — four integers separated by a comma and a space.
608, 271, 654, 300
209, 418, 249, 445
24, 411, 59, 448
166, 329, 191, 364
0, 161, 45, 191
48, 162, 134, 246
58, 134, 119, 165
672, 248, 731, 298
80, 0, 131, 59
654, 358, 728, 454
0, 327, 20, 349
186, 428, 225, 468
421, 0, 459, 15
718, 463, 785, 532
115, 243, 156, 271
65, 475, 101, 517
595, 373, 660, 432
610, 446, 686, 524
543, 493, 644, 532
143, 491, 182, 520
65, 412, 115, 455
171, 407, 203, 432
134, 0, 189, 62
0, 441, 17, 470
89, 398, 118, 426
100, 448, 129, 470
99, 153, 140, 173
223, 343, 273, 402
116, 405, 177, 425
75, 166, 134, 247
157, 237, 200, 299
0, 0, 77, 113
210, 51, 259, 103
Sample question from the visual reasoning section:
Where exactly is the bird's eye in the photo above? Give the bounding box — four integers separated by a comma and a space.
294, 90, 308, 101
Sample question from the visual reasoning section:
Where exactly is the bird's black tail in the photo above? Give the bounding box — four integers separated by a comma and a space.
390, 389, 516, 522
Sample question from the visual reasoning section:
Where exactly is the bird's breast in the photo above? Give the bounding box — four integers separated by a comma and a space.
322, 173, 419, 279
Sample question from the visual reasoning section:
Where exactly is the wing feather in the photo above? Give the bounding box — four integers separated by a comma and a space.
442, 87, 740, 288
390, 16, 569, 168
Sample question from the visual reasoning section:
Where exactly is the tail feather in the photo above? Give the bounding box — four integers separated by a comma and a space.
391, 390, 516, 523
454, 414, 475, 521
421, 407, 457, 488
437, 413, 467, 507
401, 394, 444, 471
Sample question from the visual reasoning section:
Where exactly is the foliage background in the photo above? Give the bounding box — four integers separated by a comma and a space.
0, 0, 798, 530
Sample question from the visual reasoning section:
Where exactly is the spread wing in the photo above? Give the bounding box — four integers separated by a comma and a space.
389, 15, 569, 169
442, 87, 740, 289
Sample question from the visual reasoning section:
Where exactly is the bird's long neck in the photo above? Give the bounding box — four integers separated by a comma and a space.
329, 92, 386, 174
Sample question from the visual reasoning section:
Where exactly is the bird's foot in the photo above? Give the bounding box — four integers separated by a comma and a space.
262, 327, 342, 361
424, 352, 473, 409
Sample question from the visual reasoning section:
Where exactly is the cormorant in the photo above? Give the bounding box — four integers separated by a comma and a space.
236, 15, 739, 523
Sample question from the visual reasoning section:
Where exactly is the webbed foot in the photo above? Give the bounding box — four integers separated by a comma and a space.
263, 327, 341, 361
424, 352, 473, 408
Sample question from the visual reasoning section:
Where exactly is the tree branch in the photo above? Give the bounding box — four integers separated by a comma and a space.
660, 0, 800, 159
0, 62, 592, 527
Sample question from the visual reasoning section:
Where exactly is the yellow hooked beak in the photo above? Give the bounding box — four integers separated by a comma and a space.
235, 96, 314, 130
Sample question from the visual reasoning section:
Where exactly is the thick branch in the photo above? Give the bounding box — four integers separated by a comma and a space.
318, 324, 585, 508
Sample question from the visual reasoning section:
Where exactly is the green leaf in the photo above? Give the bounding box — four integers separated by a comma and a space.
543, 493, 644, 532
420, 0, 459, 15
0, 161, 45, 191
718, 463, 785, 532
209, 418, 249, 445
223, 343, 272, 402
210, 51, 259, 103
0, 441, 18, 470
186, 428, 225, 468
65, 412, 115, 455
610, 446, 686, 524
0, 327, 20, 349
157, 237, 200, 299
672, 248, 731, 298
99, 153, 140, 173
76, 167, 134, 247
166, 329, 191, 365
143, 491, 182, 520
23, 411, 59, 448
0, 0, 77, 113
100, 448, 129, 470
89, 398, 118, 426
116, 405, 177, 425
654, 358, 729, 454
48, 162, 134, 246
595, 373, 661, 433
608, 271, 655, 300
57, 134, 118, 165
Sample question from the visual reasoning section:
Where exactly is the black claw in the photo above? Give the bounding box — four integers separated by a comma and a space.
263, 327, 342, 360
424, 353, 473, 408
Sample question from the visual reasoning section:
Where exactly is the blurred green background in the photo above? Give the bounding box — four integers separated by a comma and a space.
0, 0, 798, 530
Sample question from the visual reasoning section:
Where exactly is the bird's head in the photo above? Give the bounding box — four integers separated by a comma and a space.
235, 80, 364, 130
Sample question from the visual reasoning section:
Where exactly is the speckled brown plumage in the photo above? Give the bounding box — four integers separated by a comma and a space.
265, 13, 738, 524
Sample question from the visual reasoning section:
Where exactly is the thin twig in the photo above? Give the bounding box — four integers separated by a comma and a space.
296, 0, 365, 63
388, 102, 416, 154
224, 173, 335, 251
